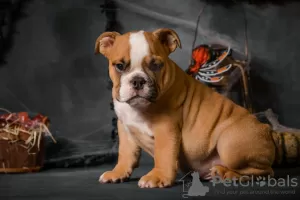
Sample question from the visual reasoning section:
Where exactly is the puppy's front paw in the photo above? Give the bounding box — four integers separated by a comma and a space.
99, 170, 131, 183
138, 169, 175, 188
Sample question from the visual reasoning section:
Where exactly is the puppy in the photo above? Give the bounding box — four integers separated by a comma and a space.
95, 29, 300, 188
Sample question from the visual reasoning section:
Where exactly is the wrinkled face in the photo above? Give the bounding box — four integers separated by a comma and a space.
95, 29, 181, 109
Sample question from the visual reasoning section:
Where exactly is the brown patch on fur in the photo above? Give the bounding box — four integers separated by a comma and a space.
142, 31, 186, 111
95, 32, 132, 100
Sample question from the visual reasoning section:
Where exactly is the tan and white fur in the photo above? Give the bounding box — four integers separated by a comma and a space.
95, 29, 300, 188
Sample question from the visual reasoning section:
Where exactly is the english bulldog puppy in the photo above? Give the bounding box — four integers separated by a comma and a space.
95, 29, 300, 188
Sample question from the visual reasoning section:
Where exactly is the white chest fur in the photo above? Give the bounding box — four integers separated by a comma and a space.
113, 100, 153, 137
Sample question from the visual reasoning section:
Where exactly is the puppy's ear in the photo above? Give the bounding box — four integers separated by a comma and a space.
152, 28, 181, 54
94, 32, 121, 57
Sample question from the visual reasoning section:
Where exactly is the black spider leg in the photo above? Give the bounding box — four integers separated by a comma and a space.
100, 0, 121, 142
100, 0, 120, 32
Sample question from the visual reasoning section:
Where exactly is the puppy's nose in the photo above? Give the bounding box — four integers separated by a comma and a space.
131, 76, 146, 90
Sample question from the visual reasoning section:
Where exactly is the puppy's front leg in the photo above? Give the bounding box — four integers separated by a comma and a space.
99, 120, 141, 183
138, 121, 181, 188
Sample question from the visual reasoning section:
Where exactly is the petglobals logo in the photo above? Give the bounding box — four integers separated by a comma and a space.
211, 175, 298, 188
180, 171, 298, 197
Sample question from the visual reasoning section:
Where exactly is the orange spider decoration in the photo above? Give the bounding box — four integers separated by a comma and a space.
188, 45, 212, 74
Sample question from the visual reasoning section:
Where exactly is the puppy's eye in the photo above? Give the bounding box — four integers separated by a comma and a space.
149, 59, 164, 72
115, 63, 125, 72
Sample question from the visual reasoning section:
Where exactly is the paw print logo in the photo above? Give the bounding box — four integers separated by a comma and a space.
256, 176, 267, 187
185, 181, 192, 188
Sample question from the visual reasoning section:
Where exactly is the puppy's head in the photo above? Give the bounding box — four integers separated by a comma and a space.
95, 29, 181, 109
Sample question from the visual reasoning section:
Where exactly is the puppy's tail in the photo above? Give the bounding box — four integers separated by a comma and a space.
271, 130, 300, 166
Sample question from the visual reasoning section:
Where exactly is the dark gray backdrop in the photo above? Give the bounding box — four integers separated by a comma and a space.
0, 0, 300, 166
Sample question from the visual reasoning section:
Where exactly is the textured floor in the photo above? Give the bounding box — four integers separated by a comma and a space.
1, 161, 300, 200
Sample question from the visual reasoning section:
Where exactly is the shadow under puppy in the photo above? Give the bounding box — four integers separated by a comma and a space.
94, 28, 300, 188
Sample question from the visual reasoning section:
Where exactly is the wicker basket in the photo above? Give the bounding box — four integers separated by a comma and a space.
0, 137, 44, 173
0, 110, 54, 173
